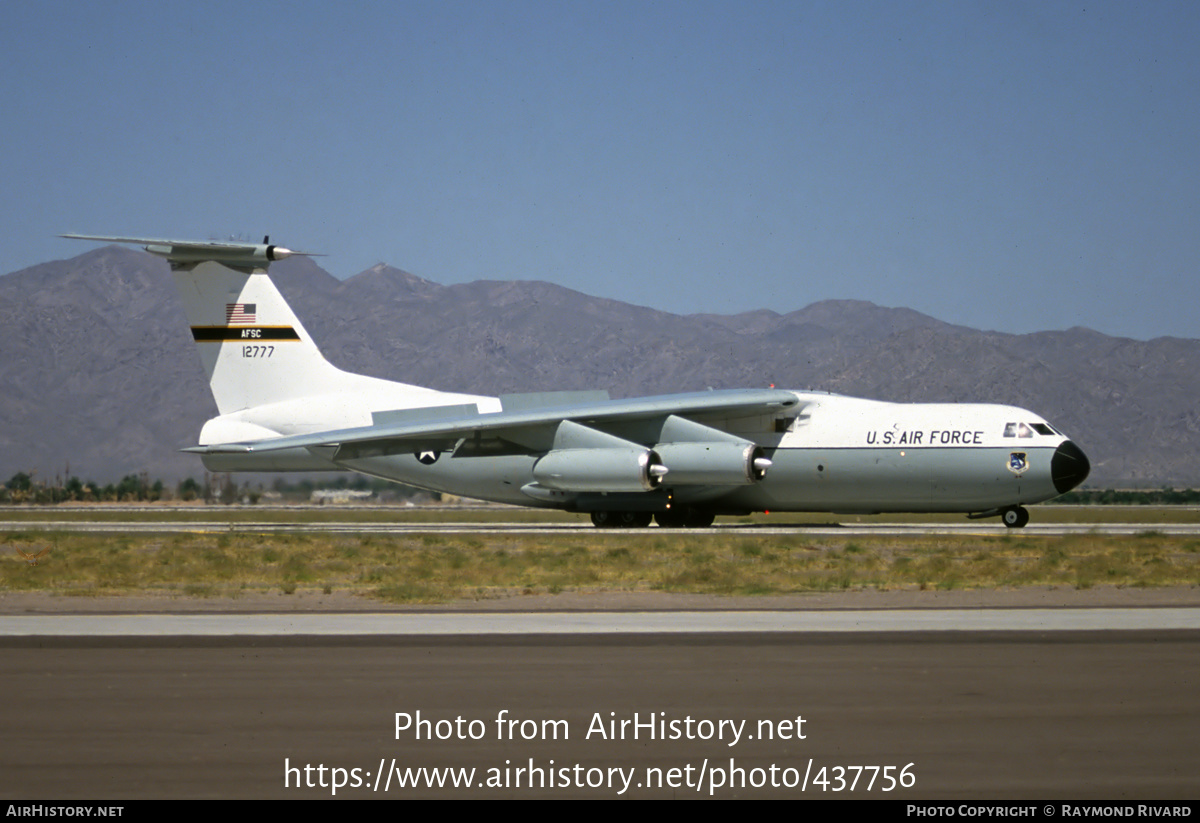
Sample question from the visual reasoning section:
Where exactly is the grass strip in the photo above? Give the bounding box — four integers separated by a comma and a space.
2, 529, 1197, 604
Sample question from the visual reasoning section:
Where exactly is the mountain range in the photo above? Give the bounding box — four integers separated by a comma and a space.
1, 245, 1195, 487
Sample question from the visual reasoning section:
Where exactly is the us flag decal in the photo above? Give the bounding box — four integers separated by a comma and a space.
226, 303, 257, 324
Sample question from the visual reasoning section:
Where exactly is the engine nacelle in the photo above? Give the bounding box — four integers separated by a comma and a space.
656, 441, 769, 485
532, 448, 666, 492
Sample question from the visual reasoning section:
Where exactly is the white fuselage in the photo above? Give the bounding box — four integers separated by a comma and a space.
201, 390, 1082, 516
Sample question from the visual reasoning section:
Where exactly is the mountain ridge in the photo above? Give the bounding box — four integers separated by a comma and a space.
1, 245, 1194, 486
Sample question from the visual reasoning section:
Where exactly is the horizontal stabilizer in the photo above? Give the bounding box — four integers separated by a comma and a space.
62, 234, 322, 270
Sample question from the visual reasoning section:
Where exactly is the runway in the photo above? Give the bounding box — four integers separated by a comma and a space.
3, 510, 1198, 798
5, 519, 1200, 536
4, 606, 1199, 799
3, 607, 1199, 636
1, 628, 1196, 799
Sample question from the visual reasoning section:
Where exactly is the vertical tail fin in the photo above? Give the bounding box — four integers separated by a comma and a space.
62, 236, 478, 421
174, 258, 357, 414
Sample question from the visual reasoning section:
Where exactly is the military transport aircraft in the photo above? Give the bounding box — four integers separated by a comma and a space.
64, 235, 1089, 528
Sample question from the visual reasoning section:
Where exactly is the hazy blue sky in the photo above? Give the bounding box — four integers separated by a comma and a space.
4, 1, 1197, 339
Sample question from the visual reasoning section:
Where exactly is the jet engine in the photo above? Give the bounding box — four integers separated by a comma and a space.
532, 448, 667, 492
655, 441, 771, 485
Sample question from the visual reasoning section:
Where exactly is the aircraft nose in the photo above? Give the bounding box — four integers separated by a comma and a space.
1051, 440, 1090, 494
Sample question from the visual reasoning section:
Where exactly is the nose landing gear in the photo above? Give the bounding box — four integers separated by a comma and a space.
1001, 506, 1030, 528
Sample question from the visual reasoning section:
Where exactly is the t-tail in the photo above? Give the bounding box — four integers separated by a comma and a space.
61, 235, 495, 455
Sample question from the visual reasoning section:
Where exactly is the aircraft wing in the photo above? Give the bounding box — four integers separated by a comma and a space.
183, 388, 801, 460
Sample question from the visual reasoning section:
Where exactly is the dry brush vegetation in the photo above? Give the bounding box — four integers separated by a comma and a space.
1, 526, 1197, 603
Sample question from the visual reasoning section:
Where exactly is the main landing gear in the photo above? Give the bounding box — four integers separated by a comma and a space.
588, 508, 715, 528
589, 510, 653, 528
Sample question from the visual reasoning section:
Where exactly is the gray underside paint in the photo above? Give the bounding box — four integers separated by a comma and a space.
338, 445, 1061, 514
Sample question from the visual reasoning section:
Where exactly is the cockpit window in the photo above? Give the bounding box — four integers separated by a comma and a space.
1003, 422, 1043, 437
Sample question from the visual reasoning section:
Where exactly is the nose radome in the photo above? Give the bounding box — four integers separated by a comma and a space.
1051, 440, 1090, 494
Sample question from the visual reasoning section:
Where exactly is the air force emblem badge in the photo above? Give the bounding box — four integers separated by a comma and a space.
1007, 452, 1028, 476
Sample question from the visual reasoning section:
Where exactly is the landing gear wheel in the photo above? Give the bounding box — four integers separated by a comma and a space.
683, 509, 716, 528
616, 511, 653, 528
592, 511, 653, 528
1002, 506, 1029, 528
590, 511, 616, 528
